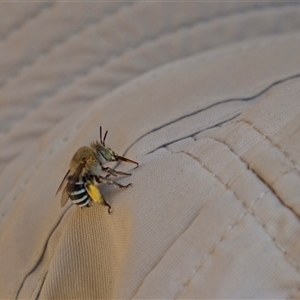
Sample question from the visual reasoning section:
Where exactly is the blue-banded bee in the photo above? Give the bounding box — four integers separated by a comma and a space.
55, 126, 138, 213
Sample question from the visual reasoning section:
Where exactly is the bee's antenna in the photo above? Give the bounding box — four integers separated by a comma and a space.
100, 126, 103, 144
99, 126, 108, 146
103, 130, 108, 146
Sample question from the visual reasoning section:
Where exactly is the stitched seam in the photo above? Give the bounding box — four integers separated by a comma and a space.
191, 136, 270, 214
193, 137, 300, 298
0, 3, 54, 44
15, 205, 73, 299
133, 210, 247, 300
236, 119, 300, 220
202, 136, 300, 219
195, 136, 300, 269
130, 183, 208, 298
2, 3, 300, 138
175, 210, 248, 300
171, 149, 300, 299
0, 2, 133, 139
138, 72, 300, 157
192, 137, 300, 300
142, 70, 300, 156
34, 270, 47, 300
238, 119, 300, 173
131, 148, 266, 299
0, 2, 132, 89
0, 2, 286, 87
147, 113, 241, 156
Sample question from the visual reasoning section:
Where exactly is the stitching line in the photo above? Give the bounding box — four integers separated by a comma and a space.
175, 210, 248, 300
238, 119, 300, 173
133, 209, 247, 300
0, 2, 133, 139
1, 2, 299, 138
140, 72, 300, 157
191, 136, 270, 215
130, 184, 208, 299
14, 205, 73, 299
0, 2, 132, 90
193, 135, 300, 300
200, 135, 300, 262
236, 119, 300, 220
147, 113, 241, 155
171, 148, 300, 299
204, 134, 300, 221
0, 3, 54, 44
34, 270, 47, 300
130, 147, 266, 299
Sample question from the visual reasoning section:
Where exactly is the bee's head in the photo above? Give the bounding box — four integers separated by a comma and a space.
91, 140, 118, 163
90, 126, 118, 163
90, 126, 139, 168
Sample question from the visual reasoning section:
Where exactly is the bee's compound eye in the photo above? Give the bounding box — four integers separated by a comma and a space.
100, 149, 112, 161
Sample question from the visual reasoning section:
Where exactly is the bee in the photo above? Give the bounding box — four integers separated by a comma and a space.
55, 126, 138, 213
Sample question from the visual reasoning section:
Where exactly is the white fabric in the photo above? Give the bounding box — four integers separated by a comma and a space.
1, 2, 300, 299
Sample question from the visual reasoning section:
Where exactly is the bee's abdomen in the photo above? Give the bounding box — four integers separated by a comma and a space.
68, 180, 90, 207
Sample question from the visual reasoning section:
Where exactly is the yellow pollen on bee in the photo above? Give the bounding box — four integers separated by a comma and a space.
85, 181, 103, 203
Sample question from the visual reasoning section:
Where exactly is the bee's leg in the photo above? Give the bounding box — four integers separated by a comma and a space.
101, 166, 131, 177
103, 198, 112, 214
93, 174, 105, 183
96, 175, 132, 189
90, 180, 111, 214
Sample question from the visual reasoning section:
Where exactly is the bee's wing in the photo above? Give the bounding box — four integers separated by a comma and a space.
61, 160, 85, 206
67, 161, 86, 192
55, 169, 70, 195
60, 185, 69, 207
58, 159, 86, 208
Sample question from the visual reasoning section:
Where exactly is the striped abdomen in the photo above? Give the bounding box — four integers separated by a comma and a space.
67, 177, 90, 207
